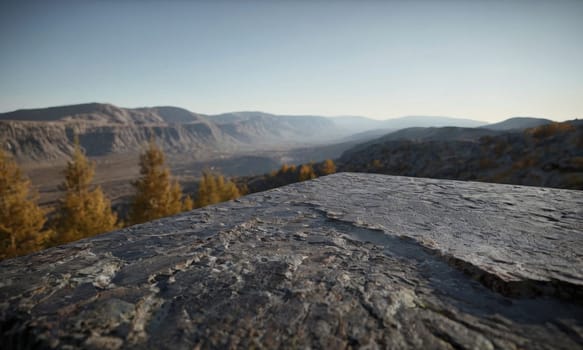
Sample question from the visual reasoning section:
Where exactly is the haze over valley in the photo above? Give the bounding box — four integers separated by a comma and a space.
1, 102, 580, 210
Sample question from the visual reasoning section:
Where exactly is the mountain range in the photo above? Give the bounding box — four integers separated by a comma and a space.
0, 104, 337, 162
479, 117, 552, 131
0, 102, 555, 162
332, 115, 486, 132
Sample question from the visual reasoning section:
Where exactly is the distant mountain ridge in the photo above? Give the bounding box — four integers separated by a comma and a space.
209, 111, 342, 144
0, 102, 560, 163
381, 115, 486, 129
0, 103, 207, 125
330, 115, 486, 134
480, 117, 553, 131
0, 103, 349, 162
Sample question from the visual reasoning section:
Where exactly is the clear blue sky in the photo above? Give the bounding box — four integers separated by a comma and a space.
1, 0, 582, 122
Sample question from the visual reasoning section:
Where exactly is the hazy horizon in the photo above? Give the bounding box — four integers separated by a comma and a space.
1, 0, 582, 122
0, 100, 562, 124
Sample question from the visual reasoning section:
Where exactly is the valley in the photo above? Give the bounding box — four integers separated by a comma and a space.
3, 102, 580, 214
19, 142, 360, 209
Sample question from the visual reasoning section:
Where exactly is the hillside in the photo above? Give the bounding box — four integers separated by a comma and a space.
356, 126, 504, 146
210, 112, 343, 145
357, 116, 558, 146
0, 103, 207, 125
481, 117, 553, 130
331, 115, 486, 134
1, 103, 496, 163
0, 104, 345, 162
381, 115, 486, 129
335, 126, 507, 164
339, 121, 583, 189
0, 120, 232, 162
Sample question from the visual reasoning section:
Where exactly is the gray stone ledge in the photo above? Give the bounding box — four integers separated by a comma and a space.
1, 173, 582, 349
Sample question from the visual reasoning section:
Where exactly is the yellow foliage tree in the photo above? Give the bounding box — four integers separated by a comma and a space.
129, 140, 187, 224
195, 170, 241, 208
236, 182, 249, 196
298, 164, 317, 181
182, 195, 194, 212
54, 140, 118, 244
0, 149, 51, 259
320, 159, 337, 175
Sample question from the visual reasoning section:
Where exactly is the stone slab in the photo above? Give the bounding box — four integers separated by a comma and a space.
1, 173, 582, 349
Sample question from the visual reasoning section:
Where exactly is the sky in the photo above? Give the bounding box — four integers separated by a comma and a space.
0, 0, 582, 122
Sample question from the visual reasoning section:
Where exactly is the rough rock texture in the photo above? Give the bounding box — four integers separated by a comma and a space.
1, 173, 582, 349
0, 103, 346, 163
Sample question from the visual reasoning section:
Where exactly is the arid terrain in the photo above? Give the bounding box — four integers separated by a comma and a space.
3, 103, 580, 212
0, 103, 491, 208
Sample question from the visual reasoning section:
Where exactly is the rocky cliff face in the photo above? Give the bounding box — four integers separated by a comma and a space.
0, 121, 233, 161
1, 174, 582, 349
0, 103, 346, 162
0, 103, 207, 124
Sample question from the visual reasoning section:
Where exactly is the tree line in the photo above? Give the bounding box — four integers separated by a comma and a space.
239, 159, 336, 194
0, 139, 243, 260
1, 137, 338, 260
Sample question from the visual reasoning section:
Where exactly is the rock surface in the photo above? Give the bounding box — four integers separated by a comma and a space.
1, 173, 582, 349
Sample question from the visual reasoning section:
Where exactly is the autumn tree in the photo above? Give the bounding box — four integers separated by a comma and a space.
195, 170, 241, 208
236, 181, 249, 196
54, 139, 118, 244
273, 164, 298, 185
0, 149, 52, 259
371, 159, 382, 170
129, 139, 188, 224
277, 164, 296, 175
319, 159, 337, 176
298, 164, 317, 181
182, 195, 194, 212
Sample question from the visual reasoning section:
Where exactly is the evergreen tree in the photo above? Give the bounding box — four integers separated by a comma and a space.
54, 139, 118, 244
319, 159, 337, 176
129, 139, 186, 224
0, 149, 51, 259
298, 164, 317, 181
195, 170, 241, 208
